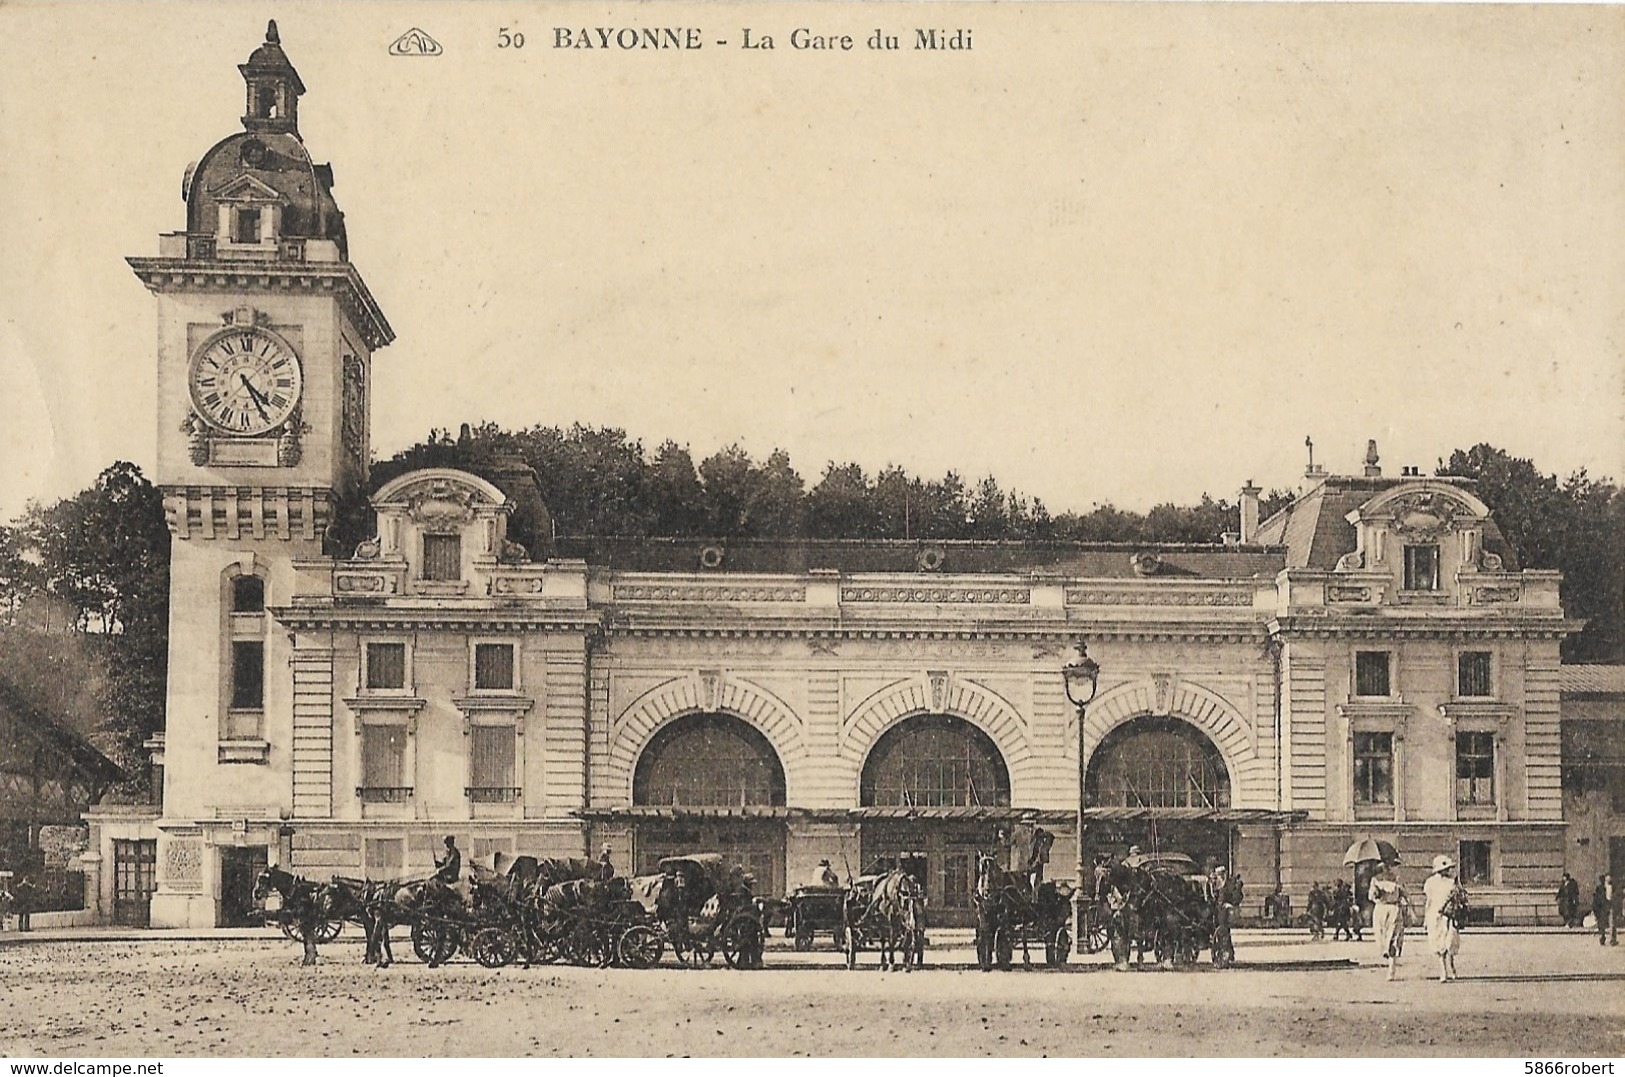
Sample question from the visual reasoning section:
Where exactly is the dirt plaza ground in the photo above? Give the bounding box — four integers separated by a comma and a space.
1, 928, 1621, 1057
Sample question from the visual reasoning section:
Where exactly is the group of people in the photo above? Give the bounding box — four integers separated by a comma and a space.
1304, 878, 1365, 942
0, 873, 37, 932
1555, 871, 1619, 945
1364, 855, 1469, 982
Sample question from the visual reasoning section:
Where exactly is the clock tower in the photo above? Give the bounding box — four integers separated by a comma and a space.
129, 22, 393, 927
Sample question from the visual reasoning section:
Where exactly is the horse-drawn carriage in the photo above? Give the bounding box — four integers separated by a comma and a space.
1103, 852, 1219, 968
626, 854, 767, 969
972, 853, 1073, 970
785, 884, 847, 950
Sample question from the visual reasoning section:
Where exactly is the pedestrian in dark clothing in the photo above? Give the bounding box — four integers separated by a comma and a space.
1331, 880, 1354, 941
1306, 882, 1327, 940
1595, 874, 1619, 946
1557, 873, 1580, 928
12, 875, 36, 932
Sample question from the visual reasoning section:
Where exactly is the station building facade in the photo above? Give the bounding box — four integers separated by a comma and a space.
101, 24, 1581, 928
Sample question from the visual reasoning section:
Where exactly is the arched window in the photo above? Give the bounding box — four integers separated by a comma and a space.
633, 714, 785, 807
861, 715, 1010, 808
231, 575, 265, 612
1086, 716, 1231, 810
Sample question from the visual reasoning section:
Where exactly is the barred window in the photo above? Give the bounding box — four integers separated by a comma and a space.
474, 643, 515, 691
1456, 732, 1495, 805
422, 534, 461, 581
1458, 840, 1492, 885
365, 642, 406, 690
1355, 651, 1391, 698
1354, 732, 1394, 805
1458, 651, 1492, 698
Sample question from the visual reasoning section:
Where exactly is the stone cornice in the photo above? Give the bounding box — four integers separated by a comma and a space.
127, 256, 394, 349
273, 605, 600, 632
1267, 616, 1581, 640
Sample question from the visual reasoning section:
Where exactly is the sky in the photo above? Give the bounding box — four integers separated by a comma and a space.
1, 1, 1622, 523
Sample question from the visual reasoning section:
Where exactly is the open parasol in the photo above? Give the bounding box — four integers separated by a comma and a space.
1342, 838, 1400, 867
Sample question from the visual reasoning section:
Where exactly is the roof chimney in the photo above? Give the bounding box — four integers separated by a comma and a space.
1364, 439, 1382, 478
1304, 436, 1326, 480
1239, 481, 1261, 544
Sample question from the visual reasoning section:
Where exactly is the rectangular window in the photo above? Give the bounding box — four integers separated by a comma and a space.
422, 534, 461, 581
363, 837, 405, 878
1457, 651, 1493, 698
360, 724, 408, 799
943, 853, 972, 909
1403, 545, 1441, 590
1458, 840, 1492, 886
233, 207, 261, 244
365, 642, 407, 691
1354, 651, 1391, 698
1353, 732, 1394, 805
230, 640, 264, 711
469, 724, 517, 801
474, 643, 515, 691
1455, 731, 1496, 805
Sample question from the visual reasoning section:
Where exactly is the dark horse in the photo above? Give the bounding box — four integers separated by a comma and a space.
328, 876, 394, 964
368, 878, 463, 968
253, 866, 330, 967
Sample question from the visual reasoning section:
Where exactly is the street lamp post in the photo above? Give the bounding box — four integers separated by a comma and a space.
1062, 639, 1101, 954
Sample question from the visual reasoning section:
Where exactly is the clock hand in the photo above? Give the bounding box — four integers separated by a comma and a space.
239, 373, 271, 422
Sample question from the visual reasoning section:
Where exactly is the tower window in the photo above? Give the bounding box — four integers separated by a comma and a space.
233, 207, 261, 244
230, 640, 264, 711
232, 575, 265, 613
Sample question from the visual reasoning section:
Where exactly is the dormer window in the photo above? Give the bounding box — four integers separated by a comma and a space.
232, 207, 261, 244
422, 534, 462, 581
1403, 544, 1440, 591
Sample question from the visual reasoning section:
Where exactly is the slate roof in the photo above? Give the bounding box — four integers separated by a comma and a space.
1253, 475, 1519, 570
555, 537, 1286, 579
1559, 665, 1625, 698
0, 674, 123, 788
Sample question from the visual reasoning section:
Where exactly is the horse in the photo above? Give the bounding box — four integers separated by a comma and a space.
367, 877, 463, 968
974, 851, 1039, 970
253, 866, 330, 967
540, 876, 632, 967
329, 875, 400, 964
848, 869, 924, 971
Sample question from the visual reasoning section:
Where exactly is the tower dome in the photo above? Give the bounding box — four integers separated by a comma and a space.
181, 21, 347, 260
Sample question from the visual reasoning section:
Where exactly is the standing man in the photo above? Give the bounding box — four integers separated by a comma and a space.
1595, 874, 1618, 946
598, 843, 616, 882
1306, 881, 1327, 940
12, 873, 36, 932
1210, 865, 1239, 967
1559, 873, 1581, 928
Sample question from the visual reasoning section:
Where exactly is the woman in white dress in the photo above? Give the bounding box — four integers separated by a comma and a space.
1368, 861, 1407, 980
1423, 854, 1462, 982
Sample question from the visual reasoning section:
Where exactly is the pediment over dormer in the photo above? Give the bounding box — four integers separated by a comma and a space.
363, 469, 517, 593
210, 173, 288, 204
1348, 483, 1492, 537
1341, 481, 1503, 595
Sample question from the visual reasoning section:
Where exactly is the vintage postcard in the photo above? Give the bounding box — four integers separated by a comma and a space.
0, 0, 1622, 1061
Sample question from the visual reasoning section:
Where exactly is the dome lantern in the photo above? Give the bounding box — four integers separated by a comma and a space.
239, 20, 305, 135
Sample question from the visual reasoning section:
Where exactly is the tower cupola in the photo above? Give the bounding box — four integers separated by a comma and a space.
239, 21, 304, 134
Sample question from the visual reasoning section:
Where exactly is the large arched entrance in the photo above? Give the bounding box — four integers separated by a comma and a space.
631, 713, 787, 895
1084, 715, 1234, 870
859, 715, 1011, 925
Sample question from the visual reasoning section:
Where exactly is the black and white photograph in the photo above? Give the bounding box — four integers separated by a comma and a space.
0, 0, 1622, 1061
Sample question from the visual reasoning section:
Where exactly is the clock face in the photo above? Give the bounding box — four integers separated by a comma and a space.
188, 327, 303, 436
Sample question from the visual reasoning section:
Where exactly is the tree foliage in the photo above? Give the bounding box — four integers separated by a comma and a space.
1438, 444, 1624, 662
0, 462, 169, 790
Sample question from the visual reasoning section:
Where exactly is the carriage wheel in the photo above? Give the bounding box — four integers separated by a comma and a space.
721, 916, 763, 970
315, 918, 343, 943
617, 925, 665, 969
1046, 925, 1071, 967
1083, 908, 1110, 955
278, 915, 300, 941
567, 921, 610, 968
413, 921, 460, 966
793, 924, 814, 951
471, 927, 517, 969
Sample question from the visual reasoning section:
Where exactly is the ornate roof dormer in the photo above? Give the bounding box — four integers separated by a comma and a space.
239, 21, 304, 135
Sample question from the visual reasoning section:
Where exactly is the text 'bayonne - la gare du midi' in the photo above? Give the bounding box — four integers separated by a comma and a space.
551, 26, 975, 51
